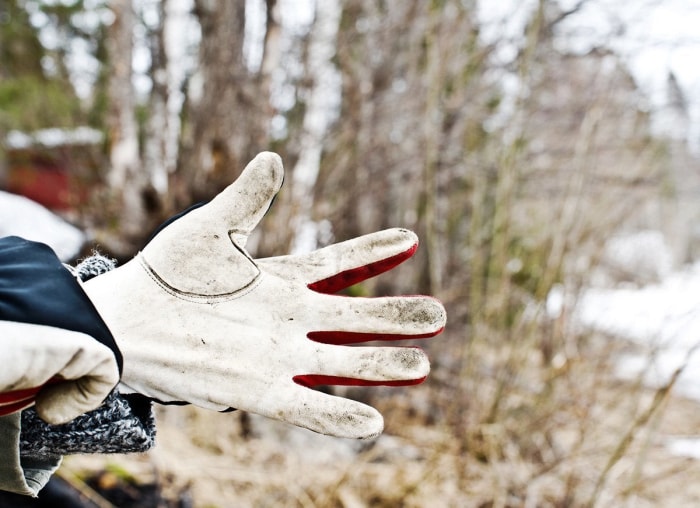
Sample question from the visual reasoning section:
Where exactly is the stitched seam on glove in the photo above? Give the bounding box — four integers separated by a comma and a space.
138, 254, 264, 302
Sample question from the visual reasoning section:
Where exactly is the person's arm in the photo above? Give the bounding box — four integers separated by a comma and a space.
0, 239, 122, 496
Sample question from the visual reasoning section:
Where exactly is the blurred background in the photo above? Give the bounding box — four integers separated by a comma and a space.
3, 0, 700, 506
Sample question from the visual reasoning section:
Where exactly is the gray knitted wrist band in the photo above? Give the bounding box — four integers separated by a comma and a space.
20, 391, 155, 458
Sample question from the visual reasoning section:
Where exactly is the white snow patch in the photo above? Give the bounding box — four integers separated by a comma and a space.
5, 127, 103, 150
666, 436, 700, 460
576, 261, 700, 352
0, 191, 86, 261
566, 228, 700, 460
575, 259, 700, 451
599, 230, 674, 285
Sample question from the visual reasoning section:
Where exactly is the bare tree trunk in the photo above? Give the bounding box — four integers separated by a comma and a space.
259, 0, 281, 115
422, 2, 446, 295
290, 0, 341, 254
106, 0, 143, 238
144, 0, 169, 199
175, 0, 268, 206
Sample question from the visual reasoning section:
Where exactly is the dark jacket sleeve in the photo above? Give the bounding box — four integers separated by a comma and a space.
0, 237, 154, 497
0, 236, 122, 373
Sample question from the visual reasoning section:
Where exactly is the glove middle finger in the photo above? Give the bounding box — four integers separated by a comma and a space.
308, 293, 446, 345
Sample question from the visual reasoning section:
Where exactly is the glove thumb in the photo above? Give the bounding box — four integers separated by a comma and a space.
141, 152, 284, 296
34, 360, 119, 425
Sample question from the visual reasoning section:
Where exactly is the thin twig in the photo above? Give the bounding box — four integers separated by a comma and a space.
56, 466, 117, 508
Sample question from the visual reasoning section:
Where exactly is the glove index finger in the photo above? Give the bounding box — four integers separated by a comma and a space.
305, 228, 418, 294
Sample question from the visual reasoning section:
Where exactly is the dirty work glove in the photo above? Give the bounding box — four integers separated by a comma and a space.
0, 322, 119, 424
82, 152, 446, 439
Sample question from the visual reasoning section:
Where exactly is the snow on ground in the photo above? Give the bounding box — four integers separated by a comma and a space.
0, 190, 86, 261
574, 255, 700, 459
576, 261, 700, 395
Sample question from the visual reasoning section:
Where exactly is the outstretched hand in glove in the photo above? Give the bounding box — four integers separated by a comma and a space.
83, 152, 446, 439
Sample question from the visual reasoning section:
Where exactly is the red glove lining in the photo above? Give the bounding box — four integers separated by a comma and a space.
307, 328, 444, 345
308, 242, 418, 294
0, 386, 42, 404
0, 376, 62, 416
0, 396, 36, 416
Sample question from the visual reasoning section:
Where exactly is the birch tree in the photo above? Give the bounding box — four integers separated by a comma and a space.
106, 0, 143, 236
175, 0, 260, 205
289, 0, 341, 254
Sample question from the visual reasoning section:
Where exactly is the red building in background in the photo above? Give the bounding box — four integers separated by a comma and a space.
2, 127, 104, 211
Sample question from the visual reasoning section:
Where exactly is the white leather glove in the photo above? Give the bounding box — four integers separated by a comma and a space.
0, 321, 119, 424
83, 152, 446, 439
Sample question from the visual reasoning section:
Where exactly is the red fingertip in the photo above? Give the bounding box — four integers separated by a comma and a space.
308, 242, 418, 294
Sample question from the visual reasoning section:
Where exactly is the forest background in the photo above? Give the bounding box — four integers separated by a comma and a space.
3, 0, 700, 506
